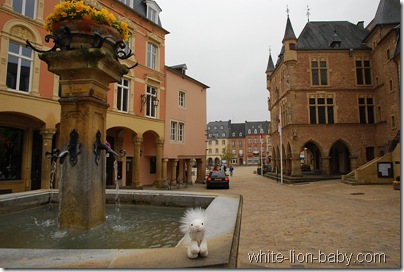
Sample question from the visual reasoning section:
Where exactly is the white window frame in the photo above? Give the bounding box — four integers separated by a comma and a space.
178, 122, 184, 142
170, 121, 177, 141
179, 91, 185, 107
7, 41, 33, 93
146, 85, 157, 118
13, 0, 37, 19
117, 78, 129, 113
147, 42, 157, 70
145, 0, 161, 24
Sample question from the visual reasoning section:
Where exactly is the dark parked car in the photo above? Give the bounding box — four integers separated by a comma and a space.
206, 171, 229, 189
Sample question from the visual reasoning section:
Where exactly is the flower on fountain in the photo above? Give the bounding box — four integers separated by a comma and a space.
44, 0, 130, 41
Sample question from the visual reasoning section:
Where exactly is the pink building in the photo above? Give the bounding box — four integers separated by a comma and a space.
164, 64, 209, 186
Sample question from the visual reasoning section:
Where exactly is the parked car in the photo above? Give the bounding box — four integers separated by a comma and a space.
206, 171, 229, 189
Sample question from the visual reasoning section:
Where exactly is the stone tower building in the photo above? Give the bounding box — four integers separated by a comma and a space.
266, 0, 400, 178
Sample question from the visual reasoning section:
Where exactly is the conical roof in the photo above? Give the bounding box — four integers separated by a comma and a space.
282, 16, 297, 42
369, 0, 401, 28
266, 54, 275, 73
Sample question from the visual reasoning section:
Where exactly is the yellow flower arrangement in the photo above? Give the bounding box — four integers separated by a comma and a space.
44, 0, 129, 41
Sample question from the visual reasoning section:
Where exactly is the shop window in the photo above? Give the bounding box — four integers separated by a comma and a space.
0, 127, 23, 181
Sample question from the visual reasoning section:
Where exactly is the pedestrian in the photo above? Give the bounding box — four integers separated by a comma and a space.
229, 166, 234, 176
223, 165, 227, 173
213, 165, 218, 171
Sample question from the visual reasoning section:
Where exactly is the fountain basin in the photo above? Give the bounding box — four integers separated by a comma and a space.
0, 189, 242, 268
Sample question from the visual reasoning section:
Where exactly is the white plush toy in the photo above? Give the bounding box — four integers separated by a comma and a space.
180, 207, 208, 259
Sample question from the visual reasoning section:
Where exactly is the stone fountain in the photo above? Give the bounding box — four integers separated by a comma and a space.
5, 3, 243, 268
27, 16, 131, 230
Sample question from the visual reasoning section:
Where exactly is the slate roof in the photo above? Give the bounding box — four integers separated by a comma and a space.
126, 0, 164, 29
297, 21, 370, 50
266, 54, 275, 73
229, 123, 245, 138
368, 0, 401, 28
282, 16, 297, 42
245, 121, 270, 135
207, 121, 231, 139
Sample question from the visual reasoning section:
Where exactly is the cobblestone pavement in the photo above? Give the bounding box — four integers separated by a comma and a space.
178, 166, 401, 269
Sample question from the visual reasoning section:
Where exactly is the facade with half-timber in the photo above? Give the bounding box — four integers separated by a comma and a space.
266, 0, 400, 182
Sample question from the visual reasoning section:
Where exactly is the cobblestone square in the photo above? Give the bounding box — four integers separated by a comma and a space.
181, 166, 401, 268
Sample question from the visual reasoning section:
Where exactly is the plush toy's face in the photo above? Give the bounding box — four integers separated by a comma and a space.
190, 219, 205, 233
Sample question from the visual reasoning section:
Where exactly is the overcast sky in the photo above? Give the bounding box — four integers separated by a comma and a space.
158, 0, 382, 123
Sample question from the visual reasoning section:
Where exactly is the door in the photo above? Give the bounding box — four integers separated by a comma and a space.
126, 157, 133, 187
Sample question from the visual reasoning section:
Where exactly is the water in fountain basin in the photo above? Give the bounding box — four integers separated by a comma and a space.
0, 204, 186, 249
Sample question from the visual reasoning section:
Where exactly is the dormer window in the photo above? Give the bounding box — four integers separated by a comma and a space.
145, 0, 162, 24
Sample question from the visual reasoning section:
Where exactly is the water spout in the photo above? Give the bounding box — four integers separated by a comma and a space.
58, 129, 81, 166
93, 130, 126, 165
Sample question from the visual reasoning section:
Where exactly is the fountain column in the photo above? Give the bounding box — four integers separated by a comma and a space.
39, 48, 128, 230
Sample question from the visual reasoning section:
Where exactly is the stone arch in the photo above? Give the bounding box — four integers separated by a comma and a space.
301, 140, 324, 172
329, 139, 352, 174
3, 19, 41, 43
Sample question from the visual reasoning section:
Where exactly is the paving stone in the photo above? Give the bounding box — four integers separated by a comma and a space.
178, 166, 400, 268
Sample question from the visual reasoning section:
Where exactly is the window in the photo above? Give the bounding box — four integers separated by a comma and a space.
239, 141, 243, 147
208, 140, 212, 146
0, 126, 23, 180
170, 122, 177, 141
150, 157, 156, 174
366, 147, 375, 161
215, 140, 218, 145
119, 0, 133, 8
248, 139, 252, 144
117, 79, 129, 112
7, 41, 33, 92
248, 129, 251, 134
232, 140, 235, 147
13, 0, 36, 19
248, 147, 252, 153
178, 123, 184, 142
147, 42, 157, 69
311, 58, 328, 85
358, 95, 374, 124
179, 91, 185, 107
171, 121, 184, 142
222, 133, 226, 137
145, 0, 161, 24
208, 149, 212, 154
391, 115, 396, 129
222, 140, 225, 145
355, 58, 372, 85
232, 132, 235, 137
309, 93, 335, 124
147, 7, 157, 22
215, 148, 219, 154
145, 86, 157, 118
239, 132, 242, 137
254, 138, 258, 144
